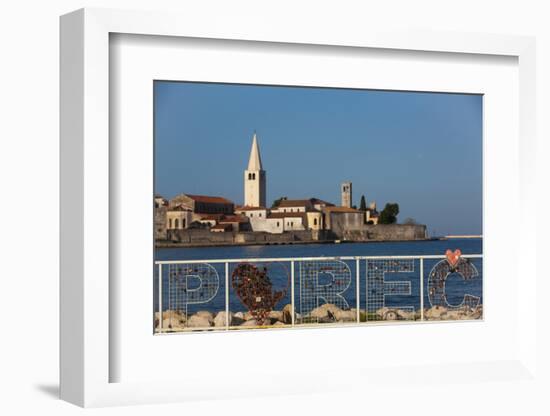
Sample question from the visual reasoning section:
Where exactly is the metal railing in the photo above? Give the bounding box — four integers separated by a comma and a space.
154, 254, 483, 333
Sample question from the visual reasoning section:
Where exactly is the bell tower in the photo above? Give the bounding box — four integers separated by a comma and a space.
341, 181, 352, 208
244, 132, 266, 207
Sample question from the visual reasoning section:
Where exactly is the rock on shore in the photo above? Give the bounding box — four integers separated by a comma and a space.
155, 303, 483, 331
423, 305, 483, 320
375, 307, 416, 321
155, 310, 186, 330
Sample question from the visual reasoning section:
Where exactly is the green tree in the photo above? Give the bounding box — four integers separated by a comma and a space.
359, 195, 367, 211
271, 196, 287, 208
379, 203, 399, 224
403, 217, 418, 225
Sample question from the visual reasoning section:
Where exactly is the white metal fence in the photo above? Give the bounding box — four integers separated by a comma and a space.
154, 254, 483, 333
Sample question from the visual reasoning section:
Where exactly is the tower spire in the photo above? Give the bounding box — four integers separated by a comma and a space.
244, 131, 266, 207
247, 132, 263, 171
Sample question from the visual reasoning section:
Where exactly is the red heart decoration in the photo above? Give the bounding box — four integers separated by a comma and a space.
445, 249, 462, 267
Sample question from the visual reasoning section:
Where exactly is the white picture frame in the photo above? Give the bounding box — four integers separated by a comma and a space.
60, 8, 538, 407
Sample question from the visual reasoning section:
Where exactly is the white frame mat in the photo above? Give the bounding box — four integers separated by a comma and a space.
60, 8, 537, 407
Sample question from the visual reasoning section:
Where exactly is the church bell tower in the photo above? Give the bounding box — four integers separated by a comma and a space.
244, 132, 266, 207
341, 181, 352, 208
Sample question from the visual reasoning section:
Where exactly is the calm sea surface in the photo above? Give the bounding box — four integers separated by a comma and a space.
154, 238, 483, 314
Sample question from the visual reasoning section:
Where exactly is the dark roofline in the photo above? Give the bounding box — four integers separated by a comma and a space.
173, 193, 234, 204
310, 198, 334, 206
323, 206, 362, 213
267, 212, 307, 219
235, 205, 268, 211
168, 205, 192, 212
276, 199, 313, 207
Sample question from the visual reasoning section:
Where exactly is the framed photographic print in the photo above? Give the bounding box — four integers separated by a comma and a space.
152, 81, 483, 333
60, 7, 538, 408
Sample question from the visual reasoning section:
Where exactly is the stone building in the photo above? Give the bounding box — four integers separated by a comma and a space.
271, 199, 312, 213
238, 136, 321, 233
217, 214, 251, 232
169, 193, 234, 221
365, 203, 380, 225
154, 195, 168, 208
235, 206, 280, 233
266, 212, 306, 231
210, 224, 233, 233
153, 131, 422, 244
235, 206, 268, 219
270, 198, 328, 230
322, 206, 364, 235
238, 198, 327, 233
306, 211, 324, 230
154, 195, 168, 240
197, 214, 223, 228
166, 206, 193, 230
310, 198, 334, 211
193, 213, 250, 232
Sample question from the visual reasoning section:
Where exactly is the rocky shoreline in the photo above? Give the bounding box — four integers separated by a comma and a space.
155, 303, 483, 331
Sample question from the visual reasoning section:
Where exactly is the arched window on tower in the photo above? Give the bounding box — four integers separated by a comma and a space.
248, 173, 252, 180
252, 173, 256, 180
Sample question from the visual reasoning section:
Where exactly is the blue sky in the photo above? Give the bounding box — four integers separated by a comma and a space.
154, 81, 482, 236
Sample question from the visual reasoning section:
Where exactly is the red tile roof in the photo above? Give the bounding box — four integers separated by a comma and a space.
197, 214, 224, 220
276, 199, 312, 208
310, 198, 334, 206
185, 194, 234, 204
211, 224, 233, 231
219, 215, 249, 223
235, 205, 267, 211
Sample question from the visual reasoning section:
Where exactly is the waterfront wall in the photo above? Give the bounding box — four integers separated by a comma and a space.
163, 229, 327, 247
159, 224, 427, 247
327, 212, 426, 241
155, 206, 167, 240
341, 224, 427, 241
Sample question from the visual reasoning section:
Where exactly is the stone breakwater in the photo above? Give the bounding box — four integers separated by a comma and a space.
155, 303, 483, 330
158, 224, 428, 248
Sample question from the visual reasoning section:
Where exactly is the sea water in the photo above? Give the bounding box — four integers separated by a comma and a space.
154, 238, 483, 315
